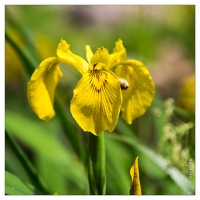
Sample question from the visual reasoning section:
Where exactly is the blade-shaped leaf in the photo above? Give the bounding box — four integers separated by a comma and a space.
5, 171, 42, 195
5, 110, 89, 194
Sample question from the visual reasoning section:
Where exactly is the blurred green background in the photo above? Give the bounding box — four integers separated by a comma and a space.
5, 5, 195, 195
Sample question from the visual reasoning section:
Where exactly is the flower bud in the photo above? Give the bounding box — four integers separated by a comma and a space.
119, 78, 129, 90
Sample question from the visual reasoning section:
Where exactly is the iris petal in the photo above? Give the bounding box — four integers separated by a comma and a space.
90, 47, 110, 66
130, 156, 141, 195
113, 38, 127, 59
115, 60, 155, 124
27, 57, 63, 121
70, 69, 122, 136
57, 38, 88, 74
108, 39, 127, 69
85, 45, 93, 64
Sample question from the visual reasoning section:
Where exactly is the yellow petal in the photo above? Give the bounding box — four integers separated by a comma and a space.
177, 74, 195, 113
70, 69, 122, 136
90, 47, 110, 66
27, 57, 63, 121
108, 39, 127, 69
113, 38, 127, 59
130, 156, 142, 195
85, 45, 93, 64
115, 60, 155, 124
57, 38, 88, 74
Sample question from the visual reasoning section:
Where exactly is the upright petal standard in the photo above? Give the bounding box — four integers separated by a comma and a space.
27, 38, 155, 136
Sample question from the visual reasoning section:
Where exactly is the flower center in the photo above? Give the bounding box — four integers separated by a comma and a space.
89, 69, 108, 93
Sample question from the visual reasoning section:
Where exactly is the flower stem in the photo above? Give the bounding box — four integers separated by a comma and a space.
88, 132, 106, 195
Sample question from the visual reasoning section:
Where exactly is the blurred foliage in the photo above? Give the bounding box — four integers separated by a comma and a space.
5, 5, 195, 195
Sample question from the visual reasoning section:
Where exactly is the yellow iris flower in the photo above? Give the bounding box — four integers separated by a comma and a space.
27, 38, 155, 136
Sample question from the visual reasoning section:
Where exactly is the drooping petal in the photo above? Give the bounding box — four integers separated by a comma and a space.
27, 57, 63, 121
57, 38, 88, 74
130, 156, 142, 195
70, 69, 122, 136
115, 60, 155, 124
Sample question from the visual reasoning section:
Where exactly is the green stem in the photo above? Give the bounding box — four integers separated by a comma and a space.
88, 132, 106, 195
5, 129, 49, 194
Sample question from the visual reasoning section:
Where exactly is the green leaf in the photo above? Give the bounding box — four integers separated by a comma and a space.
105, 136, 132, 194
5, 110, 89, 194
5, 129, 49, 194
5, 110, 72, 162
5, 171, 42, 195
